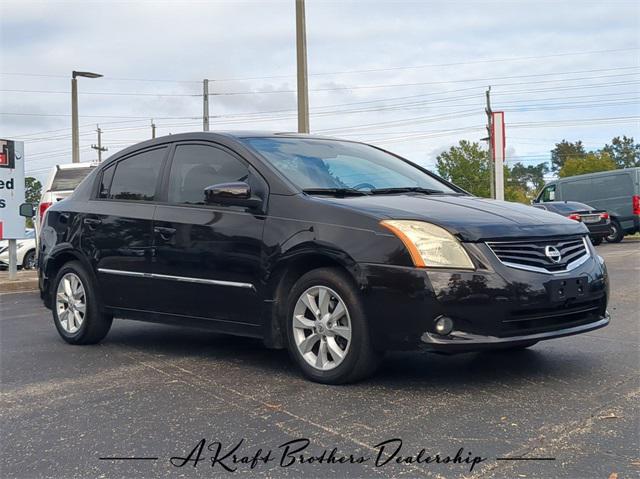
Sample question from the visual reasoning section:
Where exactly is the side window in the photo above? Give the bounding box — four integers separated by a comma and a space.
108, 147, 166, 201
168, 144, 250, 205
98, 164, 115, 199
541, 184, 556, 202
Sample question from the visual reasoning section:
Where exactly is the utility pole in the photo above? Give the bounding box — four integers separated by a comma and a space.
151, 119, 156, 139
91, 124, 108, 162
203, 79, 210, 132
295, 0, 310, 133
485, 87, 495, 199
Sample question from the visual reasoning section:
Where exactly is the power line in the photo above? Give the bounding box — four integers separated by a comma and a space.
2, 47, 638, 83
2, 66, 638, 97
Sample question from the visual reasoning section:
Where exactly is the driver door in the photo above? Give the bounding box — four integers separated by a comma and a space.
150, 142, 266, 329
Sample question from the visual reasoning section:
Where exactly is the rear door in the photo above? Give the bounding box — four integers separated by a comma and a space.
82, 146, 168, 310
150, 142, 266, 329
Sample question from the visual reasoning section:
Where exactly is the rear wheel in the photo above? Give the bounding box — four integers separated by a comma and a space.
605, 220, 624, 243
286, 267, 380, 384
52, 261, 112, 345
590, 237, 603, 246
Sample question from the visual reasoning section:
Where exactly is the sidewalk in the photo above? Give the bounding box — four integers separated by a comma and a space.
0, 270, 39, 293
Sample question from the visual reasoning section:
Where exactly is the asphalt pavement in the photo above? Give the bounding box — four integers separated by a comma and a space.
1, 242, 638, 479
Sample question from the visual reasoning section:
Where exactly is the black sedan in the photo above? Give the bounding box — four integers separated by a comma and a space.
34, 132, 609, 384
533, 201, 611, 245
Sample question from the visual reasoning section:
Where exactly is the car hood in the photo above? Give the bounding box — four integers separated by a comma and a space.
319, 194, 589, 241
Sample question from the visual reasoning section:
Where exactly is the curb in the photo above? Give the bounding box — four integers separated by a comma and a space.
0, 279, 39, 293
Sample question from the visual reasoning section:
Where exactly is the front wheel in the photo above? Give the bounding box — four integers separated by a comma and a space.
286, 267, 380, 384
22, 250, 36, 270
605, 220, 624, 243
591, 237, 603, 246
52, 261, 112, 345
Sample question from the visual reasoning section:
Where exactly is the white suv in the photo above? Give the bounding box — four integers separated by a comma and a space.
35, 162, 97, 238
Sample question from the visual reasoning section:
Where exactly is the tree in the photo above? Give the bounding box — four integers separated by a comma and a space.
507, 162, 549, 194
25, 177, 42, 204
24, 177, 42, 228
558, 152, 616, 178
436, 140, 490, 197
602, 136, 639, 169
550, 140, 585, 172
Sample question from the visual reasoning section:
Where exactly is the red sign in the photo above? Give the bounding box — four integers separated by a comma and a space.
0, 151, 7, 166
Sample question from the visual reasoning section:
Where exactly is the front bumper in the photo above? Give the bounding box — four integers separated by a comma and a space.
358, 240, 609, 352
585, 222, 611, 238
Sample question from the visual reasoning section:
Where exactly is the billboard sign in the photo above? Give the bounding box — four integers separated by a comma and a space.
0, 139, 26, 239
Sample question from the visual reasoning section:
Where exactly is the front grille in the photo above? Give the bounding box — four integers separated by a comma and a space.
486, 236, 589, 273
500, 298, 605, 336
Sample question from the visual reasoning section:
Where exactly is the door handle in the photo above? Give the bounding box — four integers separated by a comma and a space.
154, 226, 176, 239
83, 217, 102, 227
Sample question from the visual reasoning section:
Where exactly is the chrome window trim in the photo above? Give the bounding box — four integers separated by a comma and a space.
486, 237, 591, 275
97, 268, 255, 290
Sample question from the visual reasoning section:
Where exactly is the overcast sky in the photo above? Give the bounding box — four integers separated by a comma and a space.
1, 0, 639, 183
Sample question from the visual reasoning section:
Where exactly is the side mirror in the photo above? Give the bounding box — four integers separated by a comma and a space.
19, 202, 36, 218
204, 182, 262, 209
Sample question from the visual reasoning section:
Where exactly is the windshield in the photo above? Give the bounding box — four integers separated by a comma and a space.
51, 166, 95, 192
243, 137, 457, 194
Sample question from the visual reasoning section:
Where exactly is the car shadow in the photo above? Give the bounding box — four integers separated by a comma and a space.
105, 319, 603, 389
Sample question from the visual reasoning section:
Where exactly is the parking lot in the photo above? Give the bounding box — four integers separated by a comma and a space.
1, 241, 638, 478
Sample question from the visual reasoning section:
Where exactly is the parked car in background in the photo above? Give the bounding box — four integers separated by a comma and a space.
37, 132, 609, 384
534, 167, 640, 243
0, 229, 37, 270
532, 201, 611, 245
35, 162, 97, 238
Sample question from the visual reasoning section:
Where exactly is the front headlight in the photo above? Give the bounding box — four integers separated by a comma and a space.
380, 220, 474, 269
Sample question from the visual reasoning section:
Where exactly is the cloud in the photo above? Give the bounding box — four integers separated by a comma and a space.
0, 0, 638, 182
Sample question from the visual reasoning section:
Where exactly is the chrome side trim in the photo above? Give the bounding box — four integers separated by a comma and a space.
98, 268, 150, 278
486, 237, 591, 275
97, 268, 255, 290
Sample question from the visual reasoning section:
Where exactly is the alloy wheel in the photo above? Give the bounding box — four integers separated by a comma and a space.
292, 286, 352, 371
56, 272, 86, 333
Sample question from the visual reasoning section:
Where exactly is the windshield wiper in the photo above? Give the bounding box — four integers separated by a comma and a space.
370, 187, 445, 195
302, 188, 370, 197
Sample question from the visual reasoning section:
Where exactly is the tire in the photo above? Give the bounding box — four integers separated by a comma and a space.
22, 250, 36, 270
285, 267, 380, 384
52, 260, 112, 345
590, 237, 603, 246
605, 220, 624, 243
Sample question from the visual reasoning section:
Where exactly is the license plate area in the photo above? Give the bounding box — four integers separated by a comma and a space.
547, 277, 588, 302
582, 215, 600, 224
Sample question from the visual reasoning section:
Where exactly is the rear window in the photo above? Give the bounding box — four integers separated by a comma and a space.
50, 167, 95, 191
550, 202, 593, 213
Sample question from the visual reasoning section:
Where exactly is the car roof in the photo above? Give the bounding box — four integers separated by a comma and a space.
56, 161, 97, 170
98, 131, 363, 167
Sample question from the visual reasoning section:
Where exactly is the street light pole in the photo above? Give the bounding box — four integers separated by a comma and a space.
295, 0, 310, 133
71, 77, 79, 163
71, 70, 103, 163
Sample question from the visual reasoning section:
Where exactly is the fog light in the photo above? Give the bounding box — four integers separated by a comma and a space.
434, 316, 454, 335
